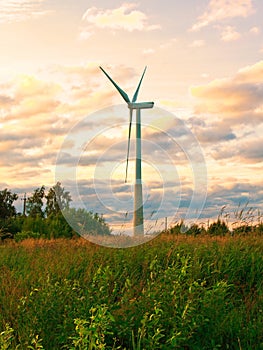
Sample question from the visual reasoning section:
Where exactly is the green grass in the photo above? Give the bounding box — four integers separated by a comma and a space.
0, 234, 263, 349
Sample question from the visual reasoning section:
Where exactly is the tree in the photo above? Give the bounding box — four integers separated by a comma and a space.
62, 208, 111, 236
26, 186, 45, 218
207, 219, 230, 236
45, 182, 72, 217
0, 189, 18, 219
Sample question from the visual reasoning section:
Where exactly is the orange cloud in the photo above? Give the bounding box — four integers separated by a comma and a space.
142, 48, 155, 55
0, 0, 50, 24
249, 26, 260, 35
80, 3, 160, 38
220, 26, 241, 41
191, 60, 263, 118
236, 61, 263, 83
190, 40, 206, 48
191, 0, 254, 31
0, 63, 139, 186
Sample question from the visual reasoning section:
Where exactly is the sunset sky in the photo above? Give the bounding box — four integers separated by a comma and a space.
1, 0, 263, 232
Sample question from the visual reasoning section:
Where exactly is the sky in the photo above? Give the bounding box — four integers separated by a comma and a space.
1, 0, 263, 233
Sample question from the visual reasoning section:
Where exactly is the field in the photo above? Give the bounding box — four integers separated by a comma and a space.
0, 233, 263, 349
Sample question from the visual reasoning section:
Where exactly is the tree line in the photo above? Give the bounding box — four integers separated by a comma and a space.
0, 182, 110, 240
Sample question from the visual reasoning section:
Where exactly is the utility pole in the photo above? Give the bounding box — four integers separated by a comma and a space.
21, 193, 27, 216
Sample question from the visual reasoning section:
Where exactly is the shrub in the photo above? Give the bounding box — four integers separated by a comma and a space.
207, 219, 230, 236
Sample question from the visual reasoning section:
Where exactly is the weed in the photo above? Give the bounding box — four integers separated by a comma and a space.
0, 324, 15, 350
0, 235, 263, 349
68, 305, 114, 350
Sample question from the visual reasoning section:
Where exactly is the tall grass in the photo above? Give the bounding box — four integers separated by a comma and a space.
0, 234, 262, 349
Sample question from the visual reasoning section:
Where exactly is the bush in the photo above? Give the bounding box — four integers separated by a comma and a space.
207, 219, 230, 236
14, 231, 42, 242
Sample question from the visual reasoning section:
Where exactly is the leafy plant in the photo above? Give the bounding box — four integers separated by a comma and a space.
131, 304, 165, 350
0, 324, 15, 350
68, 305, 115, 350
27, 335, 45, 350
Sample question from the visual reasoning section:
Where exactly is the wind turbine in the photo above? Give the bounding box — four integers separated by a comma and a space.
100, 66, 154, 235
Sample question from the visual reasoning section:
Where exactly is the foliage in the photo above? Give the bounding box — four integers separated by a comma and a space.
0, 184, 110, 239
0, 324, 15, 350
45, 182, 72, 217
69, 306, 115, 350
207, 219, 230, 236
187, 223, 206, 236
63, 208, 111, 236
0, 324, 43, 350
0, 189, 18, 219
26, 186, 45, 218
0, 235, 262, 349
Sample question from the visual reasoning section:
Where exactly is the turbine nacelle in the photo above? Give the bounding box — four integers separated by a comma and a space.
128, 102, 154, 110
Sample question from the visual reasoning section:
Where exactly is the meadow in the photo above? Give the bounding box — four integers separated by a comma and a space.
0, 233, 262, 349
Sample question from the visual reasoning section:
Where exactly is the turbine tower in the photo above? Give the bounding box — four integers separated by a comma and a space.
100, 66, 154, 235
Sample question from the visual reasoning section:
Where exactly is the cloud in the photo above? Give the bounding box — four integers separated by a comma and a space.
191, 60, 263, 120
190, 60, 263, 169
205, 182, 263, 217
1, 75, 62, 122
211, 137, 263, 163
0, 0, 50, 24
236, 61, 263, 83
220, 26, 241, 41
2, 63, 170, 192
249, 26, 260, 35
0, 63, 131, 187
190, 40, 205, 48
142, 48, 155, 55
80, 3, 161, 37
192, 81, 263, 117
0, 94, 13, 108
194, 123, 236, 144
191, 0, 254, 31
78, 30, 94, 41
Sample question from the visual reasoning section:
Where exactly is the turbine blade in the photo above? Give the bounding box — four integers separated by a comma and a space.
125, 108, 133, 183
100, 66, 130, 103
132, 66, 147, 103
